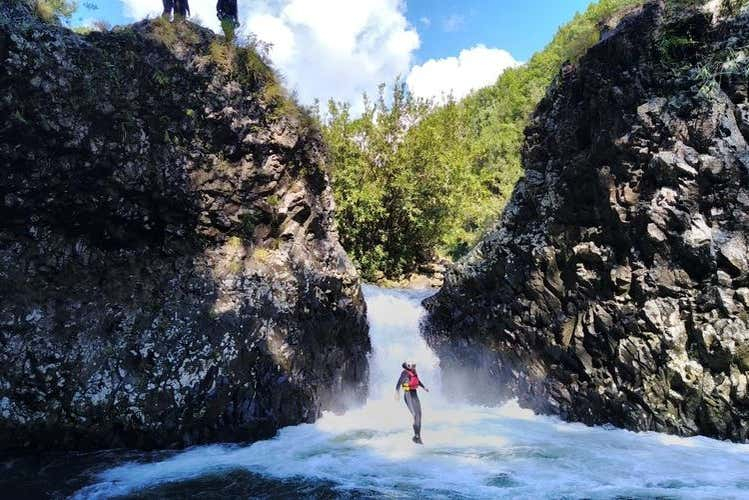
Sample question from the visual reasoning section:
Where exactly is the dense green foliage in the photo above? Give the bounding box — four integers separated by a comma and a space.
26, 0, 77, 24
323, 82, 468, 279
323, 0, 645, 280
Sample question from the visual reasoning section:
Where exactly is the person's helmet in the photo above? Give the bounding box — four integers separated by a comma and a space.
405, 360, 416, 369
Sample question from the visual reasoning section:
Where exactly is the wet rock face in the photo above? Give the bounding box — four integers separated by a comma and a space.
425, 2, 749, 441
0, 4, 369, 450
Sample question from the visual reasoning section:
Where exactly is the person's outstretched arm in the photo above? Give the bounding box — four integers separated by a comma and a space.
419, 380, 429, 392
394, 370, 407, 399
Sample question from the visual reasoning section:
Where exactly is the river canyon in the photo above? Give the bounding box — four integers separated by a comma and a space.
3, 286, 748, 499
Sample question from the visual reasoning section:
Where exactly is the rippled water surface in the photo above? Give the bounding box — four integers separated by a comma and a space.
4, 286, 749, 499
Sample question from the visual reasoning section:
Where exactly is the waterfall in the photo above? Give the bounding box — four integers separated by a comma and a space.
360, 286, 440, 401
73, 286, 749, 499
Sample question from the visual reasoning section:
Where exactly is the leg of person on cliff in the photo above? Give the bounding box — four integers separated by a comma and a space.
162, 0, 174, 19
217, 0, 239, 25
394, 361, 429, 444
217, 0, 240, 39
174, 0, 190, 20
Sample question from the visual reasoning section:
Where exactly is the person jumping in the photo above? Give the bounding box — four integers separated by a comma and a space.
395, 361, 429, 444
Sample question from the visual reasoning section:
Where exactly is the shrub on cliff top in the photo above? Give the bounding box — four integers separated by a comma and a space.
25, 0, 76, 24
204, 31, 305, 122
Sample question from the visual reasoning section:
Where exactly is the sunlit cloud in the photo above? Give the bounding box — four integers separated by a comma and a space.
121, 0, 420, 110
407, 44, 521, 102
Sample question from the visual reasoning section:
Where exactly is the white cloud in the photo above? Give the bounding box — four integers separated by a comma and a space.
247, 14, 295, 65
419, 17, 431, 27
119, 2, 519, 111
406, 44, 521, 102
120, 0, 420, 110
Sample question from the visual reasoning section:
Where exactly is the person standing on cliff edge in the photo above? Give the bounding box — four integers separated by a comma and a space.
162, 0, 190, 20
217, 0, 239, 26
217, 0, 239, 40
395, 361, 429, 444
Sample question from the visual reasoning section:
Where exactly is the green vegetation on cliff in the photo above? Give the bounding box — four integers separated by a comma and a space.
322, 0, 645, 281
21, 0, 77, 24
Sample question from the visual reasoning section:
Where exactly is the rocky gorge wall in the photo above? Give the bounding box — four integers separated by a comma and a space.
0, 3, 369, 450
425, 1, 749, 441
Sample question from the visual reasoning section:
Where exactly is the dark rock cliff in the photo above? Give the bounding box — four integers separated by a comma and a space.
0, 3, 369, 450
424, 1, 749, 441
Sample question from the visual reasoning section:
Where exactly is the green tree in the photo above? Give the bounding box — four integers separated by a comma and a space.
323, 0, 647, 281
324, 81, 440, 279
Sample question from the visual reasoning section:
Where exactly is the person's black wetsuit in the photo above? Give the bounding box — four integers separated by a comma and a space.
163, 0, 190, 18
162, 0, 171, 17
175, 0, 190, 17
396, 365, 426, 443
217, 0, 239, 26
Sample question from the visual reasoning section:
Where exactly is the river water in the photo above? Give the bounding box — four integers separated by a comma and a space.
4, 286, 749, 499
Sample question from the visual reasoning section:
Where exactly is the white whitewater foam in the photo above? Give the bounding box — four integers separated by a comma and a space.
74, 285, 749, 499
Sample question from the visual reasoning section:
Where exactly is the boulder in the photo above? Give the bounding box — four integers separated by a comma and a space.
424, 2, 749, 442
0, 4, 369, 451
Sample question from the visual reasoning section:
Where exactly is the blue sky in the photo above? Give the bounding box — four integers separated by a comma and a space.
72, 1, 596, 106
406, 0, 592, 63
72, 2, 126, 27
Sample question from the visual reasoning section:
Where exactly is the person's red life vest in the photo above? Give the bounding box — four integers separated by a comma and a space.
403, 369, 420, 391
